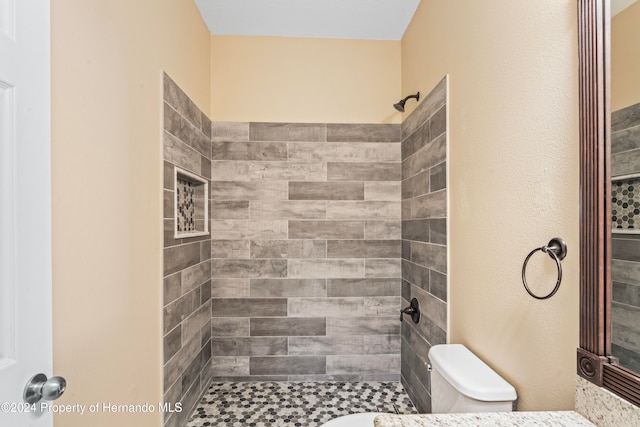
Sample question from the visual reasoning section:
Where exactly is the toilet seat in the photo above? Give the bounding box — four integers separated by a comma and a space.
320, 412, 385, 427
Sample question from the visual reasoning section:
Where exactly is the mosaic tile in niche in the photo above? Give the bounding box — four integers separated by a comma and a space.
612, 177, 640, 230
177, 176, 195, 232
174, 167, 208, 237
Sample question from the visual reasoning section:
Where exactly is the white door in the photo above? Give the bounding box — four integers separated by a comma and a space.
0, 0, 56, 426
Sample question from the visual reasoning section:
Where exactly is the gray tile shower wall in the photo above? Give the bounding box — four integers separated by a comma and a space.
210, 120, 403, 382
400, 76, 448, 413
163, 73, 213, 427
611, 103, 640, 373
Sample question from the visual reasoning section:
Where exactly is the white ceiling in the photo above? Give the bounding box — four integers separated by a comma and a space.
612, 0, 638, 16
193, 0, 422, 41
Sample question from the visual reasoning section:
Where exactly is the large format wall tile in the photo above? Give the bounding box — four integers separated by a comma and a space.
212, 122, 249, 142
366, 258, 402, 278
327, 162, 401, 182
287, 240, 327, 258
249, 240, 289, 259
211, 181, 288, 200
211, 141, 287, 161
212, 259, 288, 278
211, 318, 249, 337
288, 335, 400, 356
164, 243, 201, 276
211, 298, 288, 317
212, 201, 249, 220
211, 337, 288, 356
250, 278, 327, 297
611, 103, 640, 132
326, 240, 401, 258
211, 240, 250, 259
288, 259, 365, 279
400, 76, 448, 413
365, 182, 402, 201
162, 74, 213, 427
402, 134, 447, 180
211, 279, 249, 298
289, 182, 364, 201
287, 297, 366, 317
326, 201, 401, 220
210, 357, 250, 377
163, 132, 202, 177
164, 105, 210, 157
288, 220, 364, 239
212, 161, 327, 182
210, 220, 288, 240
289, 336, 366, 355
250, 201, 327, 219
289, 142, 400, 163
327, 317, 399, 336
209, 119, 402, 381
327, 278, 400, 297
327, 123, 401, 143
250, 122, 326, 142
250, 317, 327, 336
250, 356, 326, 376
611, 149, 640, 177
612, 126, 640, 154
402, 77, 447, 139
164, 74, 203, 133
326, 354, 401, 375
611, 104, 640, 371
365, 221, 402, 240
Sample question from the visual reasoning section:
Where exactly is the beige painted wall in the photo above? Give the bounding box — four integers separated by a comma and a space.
51, 1, 210, 426
402, 0, 579, 410
210, 36, 402, 123
612, 1, 640, 111
50, 0, 581, 421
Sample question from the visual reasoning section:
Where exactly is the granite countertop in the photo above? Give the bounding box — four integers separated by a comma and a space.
373, 411, 595, 426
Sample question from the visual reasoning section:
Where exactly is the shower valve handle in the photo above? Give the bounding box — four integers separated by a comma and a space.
400, 298, 421, 324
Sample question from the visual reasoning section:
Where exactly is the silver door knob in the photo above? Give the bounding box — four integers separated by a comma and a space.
24, 373, 66, 404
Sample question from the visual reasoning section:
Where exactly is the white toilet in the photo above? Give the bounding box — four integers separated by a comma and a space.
429, 344, 517, 413
320, 344, 517, 426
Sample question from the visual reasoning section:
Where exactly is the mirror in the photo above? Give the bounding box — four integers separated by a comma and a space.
578, 0, 640, 406
610, 0, 640, 375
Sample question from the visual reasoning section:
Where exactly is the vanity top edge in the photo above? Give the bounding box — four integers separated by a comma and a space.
373, 411, 595, 427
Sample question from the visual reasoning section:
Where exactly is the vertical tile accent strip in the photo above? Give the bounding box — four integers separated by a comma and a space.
400, 76, 448, 413
162, 73, 213, 427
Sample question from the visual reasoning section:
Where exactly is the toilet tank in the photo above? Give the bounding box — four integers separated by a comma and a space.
428, 344, 517, 413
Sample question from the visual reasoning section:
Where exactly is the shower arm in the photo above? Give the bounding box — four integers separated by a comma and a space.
400, 93, 419, 103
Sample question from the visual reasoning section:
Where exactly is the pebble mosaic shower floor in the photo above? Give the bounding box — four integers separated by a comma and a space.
185, 381, 417, 427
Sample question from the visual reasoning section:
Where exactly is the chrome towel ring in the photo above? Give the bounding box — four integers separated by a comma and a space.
521, 237, 567, 300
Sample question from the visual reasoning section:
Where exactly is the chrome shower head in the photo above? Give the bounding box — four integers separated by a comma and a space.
393, 92, 420, 112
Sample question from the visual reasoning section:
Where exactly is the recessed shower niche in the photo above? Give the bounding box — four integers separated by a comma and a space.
173, 167, 209, 238
612, 174, 640, 233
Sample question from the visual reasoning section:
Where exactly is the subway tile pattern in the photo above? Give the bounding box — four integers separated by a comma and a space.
611, 103, 640, 374
211, 120, 402, 381
400, 76, 448, 413
185, 381, 416, 427
163, 73, 213, 427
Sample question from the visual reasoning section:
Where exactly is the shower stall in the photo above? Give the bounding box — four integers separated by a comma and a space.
161, 73, 449, 427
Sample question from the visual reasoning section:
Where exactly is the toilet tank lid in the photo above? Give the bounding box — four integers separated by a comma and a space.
428, 344, 517, 402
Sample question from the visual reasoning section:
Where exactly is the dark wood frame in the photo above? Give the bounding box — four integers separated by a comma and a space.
577, 0, 640, 406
